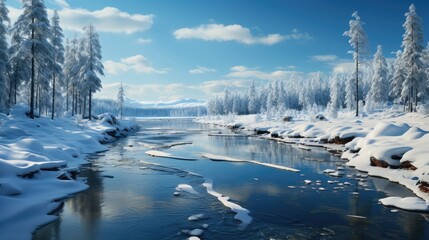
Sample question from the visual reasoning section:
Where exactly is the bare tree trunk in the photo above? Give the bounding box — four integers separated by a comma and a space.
71, 86, 75, 116
66, 77, 69, 111
8, 73, 13, 107
51, 73, 55, 120
30, 17, 35, 119
74, 88, 77, 115
38, 86, 41, 116
83, 94, 87, 118
355, 42, 359, 117
89, 87, 92, 120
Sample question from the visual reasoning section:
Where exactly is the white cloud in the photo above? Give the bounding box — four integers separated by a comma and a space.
200, 79, 251, 94
333, 61, 354, 73
53, 0, 70, 8
284, 29, 312, 41
58, 7, 153, 34
311, 55, 338, 62
173, 24, 287, 45
136, 38, 153, 44
189, 66, 216, 74
226, 66, 292, 81
104, 55, 167, 75
8, 5, 154, 34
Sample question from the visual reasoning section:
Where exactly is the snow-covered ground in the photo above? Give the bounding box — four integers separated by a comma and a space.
0, 105, 138, 240
196, 109, 429, 209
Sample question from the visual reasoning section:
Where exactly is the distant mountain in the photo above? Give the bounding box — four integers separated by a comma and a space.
124, 98, 206, 108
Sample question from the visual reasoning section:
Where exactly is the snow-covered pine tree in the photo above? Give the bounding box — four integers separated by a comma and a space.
248, 80, 258, 114
401, 4, 425, 112
8, 30, 29, 106
327, 73, 343, 118
50, 10, 64, 119
223, 86, 233, 114
63, 38, 71, 111
65, 36, 81, 115
0, 0, 9, 112
423, 42, 429, 88
13, 0, 53, 118
79, 24, 104, 120
366, 45, 388, 111
344, 11, 368, 116
390, 50, 406, 105
117, 82, 125, 119
266, 82, 276, 116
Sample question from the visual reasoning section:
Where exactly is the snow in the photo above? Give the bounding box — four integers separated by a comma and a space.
188, 213, 205, 221
201, 153, 300, 172
202, 179, 252, 226
379, 197, 429, 211
176, 184, 200, 195
188, 228, 204, 236
188, 237, 201, 240
0, 104, 138, 240
145, 150, 197, 161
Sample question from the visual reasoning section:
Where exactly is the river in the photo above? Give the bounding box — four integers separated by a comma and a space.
34, 118, 429, 239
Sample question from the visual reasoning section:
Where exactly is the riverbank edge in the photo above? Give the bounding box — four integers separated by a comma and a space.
0, 107, 139, 240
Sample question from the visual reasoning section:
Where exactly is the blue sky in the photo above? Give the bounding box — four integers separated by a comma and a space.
7, 0, 429, 102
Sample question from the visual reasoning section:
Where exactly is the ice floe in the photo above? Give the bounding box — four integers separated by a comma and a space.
202, 179, 252, 226
188, 213, 205, 221
176, 184, 200, 195
201, 153, 300, 172
145, 150, 197, 161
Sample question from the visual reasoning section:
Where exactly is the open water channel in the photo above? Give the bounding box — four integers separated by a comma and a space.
34, 118, 429, 239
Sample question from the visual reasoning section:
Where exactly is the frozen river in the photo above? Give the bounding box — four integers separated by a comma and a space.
34, 118, 429, 239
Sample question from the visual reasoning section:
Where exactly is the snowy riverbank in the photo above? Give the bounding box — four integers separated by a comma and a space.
196, 110, 429, 208
0, 105, 138, 240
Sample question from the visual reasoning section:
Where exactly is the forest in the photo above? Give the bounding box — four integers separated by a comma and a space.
0, 0, 103, 120
207, 5, 429, 118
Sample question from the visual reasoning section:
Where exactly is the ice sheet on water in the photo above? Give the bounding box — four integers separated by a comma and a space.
145, 150, 197, 161
201, 153, 300, 172
140, 160, 202, 177
202, 179, 252, 226
176, 184, 200, 195
188, 213, 205, 221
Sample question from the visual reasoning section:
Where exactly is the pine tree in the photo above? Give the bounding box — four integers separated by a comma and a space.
344, 11, 368, 116
390, 50, 406, 104
0, 0, 9, 112
248, 80, 258, 114
222, 86, 232, 114
50, 10, 64, 119
8, 30, 30, 106
117, 82, 125, 119
79, 24, 104, 120
366, 45, 388, 110
13, 0, 53, 118
401, 4, 425, 112
327, 73, 343, 118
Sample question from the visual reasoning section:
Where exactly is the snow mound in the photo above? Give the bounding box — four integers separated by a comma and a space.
367, 122, 410, 138
379, 197, 429, 211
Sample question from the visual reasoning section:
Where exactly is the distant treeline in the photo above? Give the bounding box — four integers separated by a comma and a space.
93, 99, 207, 117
